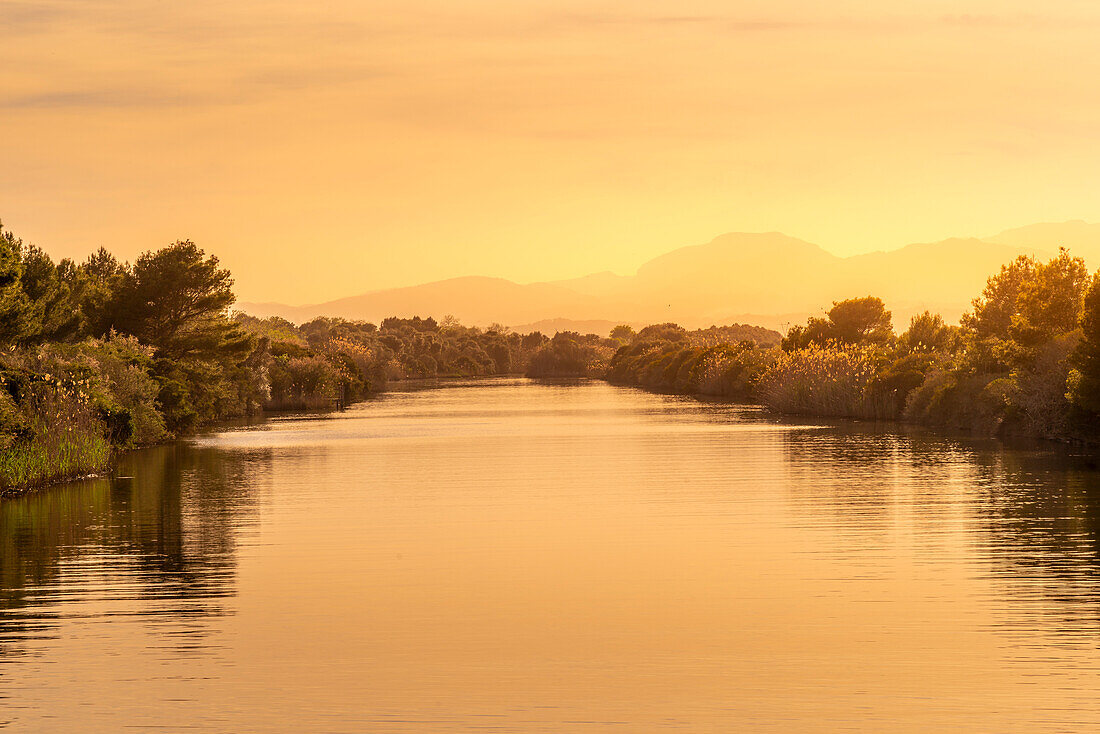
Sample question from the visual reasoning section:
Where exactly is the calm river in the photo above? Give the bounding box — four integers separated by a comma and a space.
4, 378, 1100, 731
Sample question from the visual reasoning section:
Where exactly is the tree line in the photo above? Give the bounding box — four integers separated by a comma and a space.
602, 248, 1100, 440
5, 217, 1100, 493
0, 222, 630, 491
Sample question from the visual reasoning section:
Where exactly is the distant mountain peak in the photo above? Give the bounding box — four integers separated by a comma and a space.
238, 222, 1100, 331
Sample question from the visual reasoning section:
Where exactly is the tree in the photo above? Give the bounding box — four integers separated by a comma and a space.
521, 331, 546, 350
782, 297, 892, 350
1068, 272, 1100, 414
610, 324, 635, 344
826, 296, 892, 345
526, 331, 609, 377
106, 241, 256, 432
1010, 248, 1089, 348
782, 316, 832, 350
0, 226, 83, 345
17, 244, 81, 343
0, 221, 27, 346
635, 323, 687, 342
113, 241, 245, 360
899, 311, 952, 354
78, 247, 128, 337
962, 255, 1037, 340
960, 249, 1089, 373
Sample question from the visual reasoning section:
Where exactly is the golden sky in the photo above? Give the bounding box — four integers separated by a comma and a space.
3, 0, 1100, 303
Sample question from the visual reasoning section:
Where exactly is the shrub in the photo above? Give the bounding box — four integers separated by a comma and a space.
694, 344, 778, 398
527, 332, 612, 377
267, 355, 343, 410
904, 369, 1015, 434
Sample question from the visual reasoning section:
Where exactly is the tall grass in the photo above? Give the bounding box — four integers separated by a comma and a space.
0, 386, 112, 493
757, 345, 895, 419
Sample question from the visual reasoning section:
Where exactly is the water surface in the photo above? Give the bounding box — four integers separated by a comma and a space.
4, 378, 1100, 731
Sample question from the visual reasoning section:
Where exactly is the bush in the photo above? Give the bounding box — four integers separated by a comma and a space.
695, 345, 779, 398
267, 355, 343, 410
83, 336, 168, 445
527, 332, 612, 377
904, 369, 1015, 434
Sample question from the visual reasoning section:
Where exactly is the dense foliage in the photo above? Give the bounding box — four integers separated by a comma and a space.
602, 248, 1100, 440
5, 216, 1100, 492
760, 249, 1100, 437
0, 222, 270, 490
605, 323, 782, 397
526, 331, 617, 377
0, 221, 614, 491
235, 314, 553, 409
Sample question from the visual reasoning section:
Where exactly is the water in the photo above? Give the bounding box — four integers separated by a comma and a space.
4, 378, 1100, 732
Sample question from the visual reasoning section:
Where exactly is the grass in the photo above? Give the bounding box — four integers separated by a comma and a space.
758, 345, 893, 420
0, 388, 113, 495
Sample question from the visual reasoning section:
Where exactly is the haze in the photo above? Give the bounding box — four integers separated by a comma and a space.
4, 0, 1100, 304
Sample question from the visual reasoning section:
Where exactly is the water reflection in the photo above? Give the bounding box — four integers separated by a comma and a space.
4, 381, 1100, 732
0, 443, 266, 662
782, 425, 1100, 640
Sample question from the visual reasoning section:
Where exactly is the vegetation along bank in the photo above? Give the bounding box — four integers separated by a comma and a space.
4, 217, 1100, 494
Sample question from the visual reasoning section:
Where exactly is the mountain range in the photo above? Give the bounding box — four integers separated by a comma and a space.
239, 221, 1100, 334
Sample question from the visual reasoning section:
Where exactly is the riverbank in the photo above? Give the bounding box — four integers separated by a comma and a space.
7, 223, 1100, 495
607, 355, 1100, 447
0, 225, 566, 498
0, 374, 548, 498
8, 369, 1098, 502
0, 432, 112, 498
0, 395, 370, 499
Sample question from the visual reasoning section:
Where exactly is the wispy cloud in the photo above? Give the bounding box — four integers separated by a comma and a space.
528, 12, 812, 35
938, 12, 1100, 30
0, 1, 61, 28
0, 65, 388, 110
0, 88, 212, 110
1, 0, 375, 45
242, 65, 388, 92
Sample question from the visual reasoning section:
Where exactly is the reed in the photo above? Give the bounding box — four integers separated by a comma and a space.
0, 386, 112, 493
758, 345, 894, 420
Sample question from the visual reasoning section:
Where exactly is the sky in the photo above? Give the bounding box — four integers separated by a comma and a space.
3, 0, 1100, 304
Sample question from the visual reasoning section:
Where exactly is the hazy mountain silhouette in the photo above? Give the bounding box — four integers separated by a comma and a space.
984, 220, 1100, 261
239, 222, 1095, 331
509, 318, 640, 337
241, 276, 605, 326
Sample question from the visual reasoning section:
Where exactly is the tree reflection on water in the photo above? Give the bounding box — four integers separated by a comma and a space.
0, 443, 269, 663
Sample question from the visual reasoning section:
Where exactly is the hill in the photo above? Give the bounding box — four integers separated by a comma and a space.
238, 221, 1098, 331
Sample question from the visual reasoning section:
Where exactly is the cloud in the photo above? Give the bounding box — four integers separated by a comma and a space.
1, 0, 375, 47
0, 64, 390, 111
243, 65, 388, 92
938, 13, 1100, 30
0, 1, 59, 26
0, 89, 207, 110
532, 12, 811, 35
